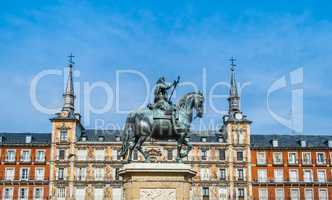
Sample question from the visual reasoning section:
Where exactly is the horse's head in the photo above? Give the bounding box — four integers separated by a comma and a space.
192, 91, 204, 118
177, 91, 204, 119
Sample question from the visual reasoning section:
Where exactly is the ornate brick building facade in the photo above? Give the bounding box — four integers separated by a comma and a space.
0, 59, 331, 200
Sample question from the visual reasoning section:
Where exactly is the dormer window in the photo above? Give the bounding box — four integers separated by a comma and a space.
201, 137, 207, 142
98, 136, 104, 142
81, 136, 87, 142
272, 139, 278, 147
301, 140, 307, 147
0, 136, 3, 143
328, 140, 332, 148
218, 137, 224, 143
185, 137, 190, 142
115, 136, 121, 142
25, 136, 32, 144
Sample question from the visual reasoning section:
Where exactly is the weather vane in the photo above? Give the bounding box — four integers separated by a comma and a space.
68, 53, 75, 65
230, 56, 236, 71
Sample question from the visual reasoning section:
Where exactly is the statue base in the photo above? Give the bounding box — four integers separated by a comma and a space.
119, 163, 196, 200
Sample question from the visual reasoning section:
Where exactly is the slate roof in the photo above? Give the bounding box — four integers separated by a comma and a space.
250, 134, 332, 149
0, 133, 51, 145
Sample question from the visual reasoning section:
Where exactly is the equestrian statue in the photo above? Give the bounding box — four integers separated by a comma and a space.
120, 76, 204, 162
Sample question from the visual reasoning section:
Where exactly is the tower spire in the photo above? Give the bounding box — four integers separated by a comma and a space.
228, 57, 240, 113
62, 54, 75, 115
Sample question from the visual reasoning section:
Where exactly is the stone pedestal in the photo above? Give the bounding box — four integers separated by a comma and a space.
119, 163, 196, 200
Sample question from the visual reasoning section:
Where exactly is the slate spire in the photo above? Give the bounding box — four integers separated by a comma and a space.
228, 57, 240, 113
62, 54, 75, 114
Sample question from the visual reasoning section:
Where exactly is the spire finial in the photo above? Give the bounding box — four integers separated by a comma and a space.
68, 53, 75, 65
229, 56, 236, 71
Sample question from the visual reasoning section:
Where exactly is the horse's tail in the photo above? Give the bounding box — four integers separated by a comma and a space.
119, 115, 134, 158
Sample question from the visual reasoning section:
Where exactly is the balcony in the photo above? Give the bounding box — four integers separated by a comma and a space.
4, 159, 16, 164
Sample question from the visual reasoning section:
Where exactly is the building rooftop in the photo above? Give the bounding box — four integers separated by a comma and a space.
0, 132, 51, 145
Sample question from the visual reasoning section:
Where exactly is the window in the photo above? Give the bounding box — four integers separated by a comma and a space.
60, 129, 68, 142
6, 150, 16, 162
200, 168, 210, 181
301, 140, 307, 147
304, 189, 313, 200
288, 152, 297, 165
201, 149, 207, 160
238, 188, 245, 198
272, 139, 279, 147
77, 149, 87, 160
303, 169, 312, 182
329, 140, 332, 148
57, 168, 65, 180
167, 149, 173, 160
237, 168, 244, 181
57, 187, 66, 199
257, 169, 267, 182
19, 188, 28, 200
273, 152, 283, 164
95, 167, 104, 181
115, 168, 120, 180
259, 188, 268, 200
219, 188, 227, 200
275, 188, 284, 200
5, 168, 15, 181
317, 170, 326, 182
34, 188, 43, 200
319, 189, 328, 200
237, 151, 243, 161
36, 150, 45, 162
257, 152, 266, 165
112, 149, 118, 160
201, 137, 207, 142
274, 169, 283, 182
76, 168, 86, 181
219, 169, 226, 180
302, 152, 312, 165
58, 149, 65, 160
3, 188, 13, 200
95, 149, 105, 161
219, 149, 225, 160
20, 150, 31, 162
25, 136, 32, 143
317, 152, 326, 165
75, 188, 85, 199
202, 187, 209, 197
20, 168, 29, 181
289, 169, 298, 182
94, 188, 104, 200
35, 168, 44, 181
290, 189, 300, 200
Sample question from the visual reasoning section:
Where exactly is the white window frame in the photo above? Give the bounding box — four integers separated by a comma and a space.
258, 188, 268, 200
257, 169, 267, 182
289, 169, 298, 182
3, 187, 13, 200
34, 187, 43, 200
257, 152, 266, 165
275, 188, 284, 200
288, 152, 298, 165
77, 149, 87, 161
20, 168, 29, 181
5, 168, 15, 181
302, 152, 312, 165
6, 149, 16, 162
94, 167, 105, 181
273, 152, 283, 164
35, 168, 44, 181
57, 187, 66, 199
35, 150, 45, 162
95, 149, 105, 161
319, 188, 328, 200
274, 168, 283, 182
19, 187, 28, 200
20, 149, 31, 162
304, 188, 313, 200
316, 152, 326, 165
317, 170, 326, 182
303, 169, 313, 182
290, 188, 300, 200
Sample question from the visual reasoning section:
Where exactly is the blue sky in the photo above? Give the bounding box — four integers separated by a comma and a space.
0, 0, 332, 134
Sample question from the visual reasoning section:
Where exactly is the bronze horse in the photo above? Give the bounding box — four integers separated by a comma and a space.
120, 92, 204, 162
